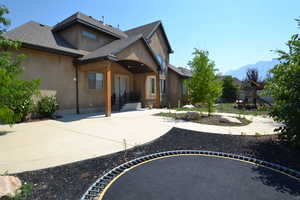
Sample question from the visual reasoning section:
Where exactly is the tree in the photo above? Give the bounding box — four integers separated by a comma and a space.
265, 17, 300, 146
221, 76, 239, 103
0, 5, 40, 124
185, 49, 222, 115
244, 68, 260, 107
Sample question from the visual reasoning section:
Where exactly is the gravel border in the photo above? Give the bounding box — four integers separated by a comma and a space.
81, 150, 300, 200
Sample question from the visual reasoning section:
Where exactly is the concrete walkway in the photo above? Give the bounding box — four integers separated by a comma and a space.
0, 109, 280, 173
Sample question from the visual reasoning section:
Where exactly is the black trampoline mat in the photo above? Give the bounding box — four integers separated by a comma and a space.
101, 155, 300, 200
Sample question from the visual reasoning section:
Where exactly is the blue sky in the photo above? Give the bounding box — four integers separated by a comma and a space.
2, 0, 299, 73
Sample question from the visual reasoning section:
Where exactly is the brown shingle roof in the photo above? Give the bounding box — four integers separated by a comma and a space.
77, 34, 143, 62
52, 12, 127, 39
168, 64, 192, 78
125, 20, 161, 39
125, 20, 173, 53
4, 21, 84, 56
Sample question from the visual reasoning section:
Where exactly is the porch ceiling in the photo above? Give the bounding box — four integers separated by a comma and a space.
117, 60, 153, 73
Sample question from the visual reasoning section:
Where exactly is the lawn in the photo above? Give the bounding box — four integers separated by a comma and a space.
154, 112, 252, 126
176, 103, 270, 116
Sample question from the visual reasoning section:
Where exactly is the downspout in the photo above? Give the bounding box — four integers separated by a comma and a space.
75, 64, 79, 114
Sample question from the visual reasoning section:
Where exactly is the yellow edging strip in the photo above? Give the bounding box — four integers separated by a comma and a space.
98, 154, 300, 200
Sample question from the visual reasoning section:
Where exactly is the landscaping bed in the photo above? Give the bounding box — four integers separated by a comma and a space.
154, 112, 252, 126
12, 128, 300, 200
176, 103, 270, 116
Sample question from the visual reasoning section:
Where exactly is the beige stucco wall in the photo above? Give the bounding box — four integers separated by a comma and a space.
149, 27, 169, 65
116, 40, 159, 73
149, 27, 170, 104
78, 61, 135, 112
167, 69, 185, 107
14, 48, 77, 113
59, 24, 116, 52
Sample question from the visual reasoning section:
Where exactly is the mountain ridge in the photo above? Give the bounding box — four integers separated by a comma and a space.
225, 60, 279, 80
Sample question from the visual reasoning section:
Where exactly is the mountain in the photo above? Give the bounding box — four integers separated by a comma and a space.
225, 60, 280, 80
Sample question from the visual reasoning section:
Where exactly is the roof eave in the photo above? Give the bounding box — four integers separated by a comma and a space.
53, 18, 123, 39
75, 55, 118, 65
21, 42, 83, 57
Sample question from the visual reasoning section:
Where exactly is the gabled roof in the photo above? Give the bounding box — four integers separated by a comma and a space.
125, 20, 160, 38
4, 21, 84, 57
125, 20, 173, 53
52, 12, 127, 39
76, 34, 161, 70
168, 64, 192, 78
77, 34, 143, 62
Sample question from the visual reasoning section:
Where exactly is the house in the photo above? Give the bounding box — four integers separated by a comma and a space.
168, 64, 192, 107
5, 12, 191, 116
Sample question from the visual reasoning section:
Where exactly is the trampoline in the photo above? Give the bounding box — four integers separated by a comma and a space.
81, 150, 300, 200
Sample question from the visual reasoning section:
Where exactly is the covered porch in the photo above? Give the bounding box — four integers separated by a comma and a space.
76, 59, 161, 116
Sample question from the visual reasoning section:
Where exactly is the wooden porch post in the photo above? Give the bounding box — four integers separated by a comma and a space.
156, 73, 160, 108
104, 62, 112, 117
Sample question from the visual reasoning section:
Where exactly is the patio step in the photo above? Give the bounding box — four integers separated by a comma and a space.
120, 102, 142, 112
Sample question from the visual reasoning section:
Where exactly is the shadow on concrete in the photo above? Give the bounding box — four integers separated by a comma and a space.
248, 139, 300, 196
55, 109, 146, 123
0, 131, 14, 136
55, 112, 106, 123
251, 165, 300, 196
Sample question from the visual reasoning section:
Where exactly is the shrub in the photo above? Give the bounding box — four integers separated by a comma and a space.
37, 96, 59, 118
221, 76, 239, 103
0, 6, 40, 124
265, 18, 300, 146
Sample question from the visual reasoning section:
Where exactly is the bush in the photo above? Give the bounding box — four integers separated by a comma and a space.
265, 18, 300, 146
37, 96, 59, 118
221, 76, 239, 103
0, 6, 40, 124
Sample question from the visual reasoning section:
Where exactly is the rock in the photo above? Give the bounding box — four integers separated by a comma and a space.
185, 112, 200, 120
219, 116, 242, 124
0, 176, 22, 198
183, 104, 195, 109
80, 172, 90, 179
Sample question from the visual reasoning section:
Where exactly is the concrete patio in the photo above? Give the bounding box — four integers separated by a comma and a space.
0, 109, 280, 173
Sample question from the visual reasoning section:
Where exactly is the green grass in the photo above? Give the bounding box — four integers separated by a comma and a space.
175, 103, 269, 116
154, 112, 252, 127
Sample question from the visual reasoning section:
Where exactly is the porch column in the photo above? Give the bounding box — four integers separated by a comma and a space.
104, 62, 112, 117
156, 73, 160, 108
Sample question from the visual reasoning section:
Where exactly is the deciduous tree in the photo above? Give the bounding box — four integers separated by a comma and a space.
265, 17, 300, 146
186, 49, 222, 115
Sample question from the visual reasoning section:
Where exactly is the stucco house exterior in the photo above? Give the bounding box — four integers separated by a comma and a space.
5, 12, 191, 116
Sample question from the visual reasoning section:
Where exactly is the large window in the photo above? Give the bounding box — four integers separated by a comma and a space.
156, 54, 166, 74
88, 72, 103, 89
150, 78, 155, 94
160, 79, 166, 94
82, 31, 97, 39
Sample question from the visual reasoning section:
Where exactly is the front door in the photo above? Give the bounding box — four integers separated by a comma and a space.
114, 74, 129, 99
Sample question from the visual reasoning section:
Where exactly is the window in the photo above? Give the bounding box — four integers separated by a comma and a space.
82, 31, 97, 39
182, 81, 187, 95
156, 53, 166, 75
160, 79, 166, 94
150, 78, 155, 94
88, 72, 103, 89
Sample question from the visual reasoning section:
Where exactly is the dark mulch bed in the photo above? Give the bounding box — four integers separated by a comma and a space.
154, 112, 252, 126
13, 128, 300, 200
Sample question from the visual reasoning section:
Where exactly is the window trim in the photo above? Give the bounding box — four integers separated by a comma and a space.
88, 72, 103, 90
